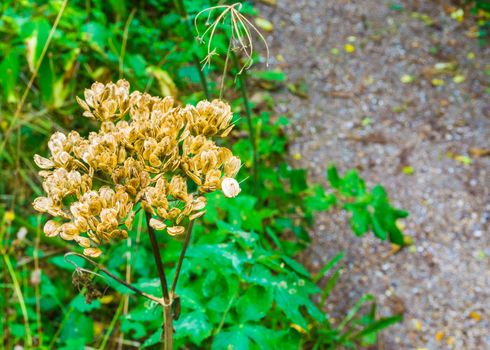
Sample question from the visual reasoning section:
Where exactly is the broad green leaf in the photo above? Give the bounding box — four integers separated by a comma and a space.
70, 294, 101, 313
212, 329, 250, 350
236, 286, 273, 323
0, 48, 20, 103
141, 329, 162, 349
174, 310, 212, 344
347, 204, 370, 236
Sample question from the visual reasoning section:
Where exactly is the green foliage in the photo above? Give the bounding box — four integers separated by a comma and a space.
326, 165, 408, 245
0, 0, 408, 349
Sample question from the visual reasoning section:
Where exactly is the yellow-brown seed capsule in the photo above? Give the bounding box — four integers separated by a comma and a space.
33, 80, 241, 257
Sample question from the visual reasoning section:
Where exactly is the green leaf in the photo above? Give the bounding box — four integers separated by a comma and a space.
289, 169, 308, 193
244, 325, 297, 350
252, 70, 286, 82
371, 212, 387, 240
319, 269, 341, 306
338, 294, 375, 330
121, 318, 147, 339
81, 22, 108, 52
305, 185, 336, 212
60, 312, 94, 343
141, 329, 162, 349
212, 329, 250, 350
70, 294, 101, 313
281, 255, 311, 278
351, 315, 403, 341
326, 165, 341, 189
313, 252, 344, 283
0, 48, 20, 103
236, 286, 273, 323
346, 204, 370, 236
174, 310, 212, 344
340, 170, 366, 196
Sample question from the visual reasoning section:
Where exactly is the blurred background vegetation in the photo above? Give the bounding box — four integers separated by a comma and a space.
0, 0, 487, 349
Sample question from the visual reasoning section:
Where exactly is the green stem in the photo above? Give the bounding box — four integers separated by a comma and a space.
172, 0, 210, 99
231, 53, 258, 191
98, 299, 124, 350
2, 253, 33, 348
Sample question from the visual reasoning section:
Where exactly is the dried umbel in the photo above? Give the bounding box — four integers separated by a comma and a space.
33, 80, 241, 257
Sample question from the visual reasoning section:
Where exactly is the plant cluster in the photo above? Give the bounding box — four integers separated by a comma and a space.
32, 80, 241, 258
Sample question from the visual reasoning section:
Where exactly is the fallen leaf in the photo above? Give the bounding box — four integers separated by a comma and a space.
469, 311, 481, 321
454, 155, 472, 165
453, 75, 465, 83
413, 319, 423, 331
435, 331, 445, 342
469, 148, 490, 158
401, 74, 415, 83
431, 78, 445, 86
344, 44, 355, 53
402, 166, 415, 175
258, 0, 276, 6
450, 8, 464, 22
361, 117, 373, 127
255, 18, 274, 32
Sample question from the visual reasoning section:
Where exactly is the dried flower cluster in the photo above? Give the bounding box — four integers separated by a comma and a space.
33, 80, 241, 257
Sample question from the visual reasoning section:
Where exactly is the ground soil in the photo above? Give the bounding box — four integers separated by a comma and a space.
258, 1, 490, 349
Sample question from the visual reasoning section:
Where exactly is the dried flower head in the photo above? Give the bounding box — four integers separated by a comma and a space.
33, 80, 241, 257
194, 3, 270, 74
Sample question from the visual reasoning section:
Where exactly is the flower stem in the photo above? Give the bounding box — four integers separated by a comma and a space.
171, 220, 195, 294
64, 252, 162, 304
145, 212, 173, 350
231, 53, 258, 192
172, 0, 210, 99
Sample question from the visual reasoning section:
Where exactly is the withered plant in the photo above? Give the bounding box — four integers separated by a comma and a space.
32, 80, 241, 349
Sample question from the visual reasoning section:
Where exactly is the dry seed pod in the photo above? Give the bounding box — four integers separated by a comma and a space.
149, 218, 167, 231
167, 226, 185, 236
221, 177, 241, 198
33, 80, 241, 257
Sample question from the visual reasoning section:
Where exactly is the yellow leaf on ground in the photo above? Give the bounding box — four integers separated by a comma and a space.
435, 330, 445, 342
469, 148, 490, 158
446, 336, 456, 346
255, 18, 274, 32
413, 319, 423, 331
469, 311, 481, 321
401, 74, 415, 83
344, 44, 355, 53
453, 75, 465, 83
431, 78, 445, 86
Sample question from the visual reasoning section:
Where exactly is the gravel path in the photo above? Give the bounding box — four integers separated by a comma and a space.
258, 1, 490, 349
